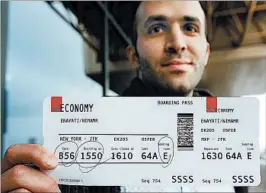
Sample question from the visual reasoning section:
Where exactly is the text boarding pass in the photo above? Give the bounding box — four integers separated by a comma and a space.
43, 96, 261, 188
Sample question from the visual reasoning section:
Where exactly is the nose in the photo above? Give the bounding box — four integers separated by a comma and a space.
165, 24, 187, 55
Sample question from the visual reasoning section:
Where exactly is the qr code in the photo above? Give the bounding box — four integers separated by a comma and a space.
177, 113, 194, 151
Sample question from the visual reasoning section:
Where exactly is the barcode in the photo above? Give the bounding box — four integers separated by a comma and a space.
177, 113, 194, 151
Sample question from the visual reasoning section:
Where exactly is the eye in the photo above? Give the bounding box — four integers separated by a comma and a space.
183, 23, 198, 33
148, 24, 166, 35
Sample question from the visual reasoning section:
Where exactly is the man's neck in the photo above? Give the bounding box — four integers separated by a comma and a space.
141, 78, 194, 97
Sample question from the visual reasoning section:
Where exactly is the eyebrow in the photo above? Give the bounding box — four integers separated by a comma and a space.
183, 16, 201, 24
144, 15, 167, 28
143, 15, 202, 28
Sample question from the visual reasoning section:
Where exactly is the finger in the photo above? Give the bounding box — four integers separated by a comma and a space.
1, 165, 61, 193
2, 144, 58, 173
8, 188, 31, 193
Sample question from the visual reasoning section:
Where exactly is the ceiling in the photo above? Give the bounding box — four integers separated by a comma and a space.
47, 1, 266, 62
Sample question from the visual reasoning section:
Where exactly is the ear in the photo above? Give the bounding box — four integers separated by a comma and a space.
126, 45, 139, 66
203, 42, 210, 67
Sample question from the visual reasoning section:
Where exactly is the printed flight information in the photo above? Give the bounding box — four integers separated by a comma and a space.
43, 96, 261, 188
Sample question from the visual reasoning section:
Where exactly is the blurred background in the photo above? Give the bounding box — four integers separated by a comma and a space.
0, 1, 265, 192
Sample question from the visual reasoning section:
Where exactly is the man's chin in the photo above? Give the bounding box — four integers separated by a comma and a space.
159, 79, 193, 95
170, 85, 192, 95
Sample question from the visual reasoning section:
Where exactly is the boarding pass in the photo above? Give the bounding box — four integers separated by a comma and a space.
43, 96, 261, 188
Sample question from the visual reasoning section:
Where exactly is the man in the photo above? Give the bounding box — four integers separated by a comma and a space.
1, 1, 248, 193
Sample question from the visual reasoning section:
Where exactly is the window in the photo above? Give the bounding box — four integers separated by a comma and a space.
3, 1, 116, 152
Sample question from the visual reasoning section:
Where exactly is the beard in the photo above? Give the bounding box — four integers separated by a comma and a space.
138, 56, 205, 96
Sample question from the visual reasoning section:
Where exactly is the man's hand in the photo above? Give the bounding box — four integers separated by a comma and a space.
1, 144, 61, 193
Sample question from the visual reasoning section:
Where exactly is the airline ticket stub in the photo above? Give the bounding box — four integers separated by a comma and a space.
43, 96, 261, 188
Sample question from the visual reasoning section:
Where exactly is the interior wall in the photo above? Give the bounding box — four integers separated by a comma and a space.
230, 58, 266, 96
199, 57, 266, 97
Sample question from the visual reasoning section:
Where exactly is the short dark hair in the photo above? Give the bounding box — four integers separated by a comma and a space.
131, 1, 207, 48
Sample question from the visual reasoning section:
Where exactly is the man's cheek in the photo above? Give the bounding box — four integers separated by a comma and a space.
187, 41, 203, 57
142, 44, 157, 57
139, 39, 162, 54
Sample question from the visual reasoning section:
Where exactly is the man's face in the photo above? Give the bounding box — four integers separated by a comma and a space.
127, 1, 210, 95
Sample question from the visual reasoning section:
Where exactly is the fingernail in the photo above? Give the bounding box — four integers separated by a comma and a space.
45, 154, 58, 167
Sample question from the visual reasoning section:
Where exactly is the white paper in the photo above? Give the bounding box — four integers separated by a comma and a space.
43, 96, 261, 189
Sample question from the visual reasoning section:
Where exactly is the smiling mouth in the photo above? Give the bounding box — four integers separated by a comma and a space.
162, 60, 194, 72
